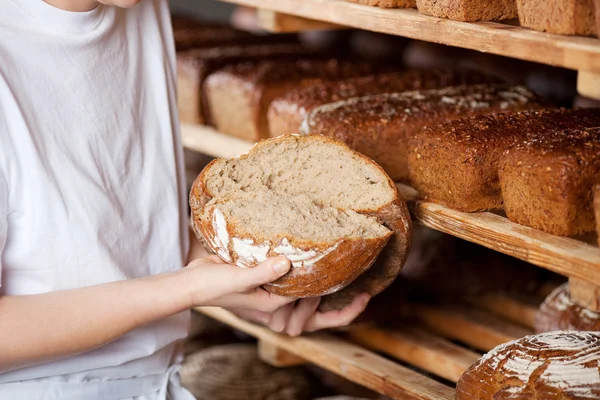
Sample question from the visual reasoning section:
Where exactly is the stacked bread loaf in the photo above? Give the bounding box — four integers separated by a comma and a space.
535, 283, 600, 333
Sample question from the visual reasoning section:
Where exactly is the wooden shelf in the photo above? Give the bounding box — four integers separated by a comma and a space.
181, 124, 600, 286
195, 289, 542, 399
219, 0, 600, 74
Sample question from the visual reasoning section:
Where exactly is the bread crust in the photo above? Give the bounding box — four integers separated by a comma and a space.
595, 184, 600, 246
516, 0, 597, 36
190, 135, 412, 301
345, 0, 416, 8
417, 0, 517, 21
456, 331, 600, 400
535, 283, 600, 333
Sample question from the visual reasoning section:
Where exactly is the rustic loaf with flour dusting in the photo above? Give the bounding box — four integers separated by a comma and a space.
267, 68, 497, 138
301, 85, 541, 182
535, 283, 600, 333
189, 135, 411, 300
409, 108, 600, 212
456, 331, 600, 399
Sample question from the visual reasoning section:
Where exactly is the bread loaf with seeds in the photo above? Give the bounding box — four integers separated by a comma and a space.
416, 0, 517, 21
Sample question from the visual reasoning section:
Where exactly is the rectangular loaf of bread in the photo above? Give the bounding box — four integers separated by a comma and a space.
498, 127, 600, 236
346, 0, 416, 8
177, 41, 311, 125
300, 85, 541, 182
267, 68, 498, 137
408, 108, 600, 212
416, 0, 517, 21
204, 59, 380, 141
171, 16, 258, 51
516, 0, 597, 36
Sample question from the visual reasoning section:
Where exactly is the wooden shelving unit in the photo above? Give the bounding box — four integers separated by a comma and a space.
181, 124, 600, 286
183, 3, 600, 397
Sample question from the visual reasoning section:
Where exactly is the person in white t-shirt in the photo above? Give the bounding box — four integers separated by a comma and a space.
0, 0, 371, 399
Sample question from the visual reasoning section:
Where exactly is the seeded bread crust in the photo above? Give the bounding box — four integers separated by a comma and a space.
535, 283, 600, 333
499, 127, 600, 236
456, 331, 600, 400
177, 41, 309, 125
205, 59, 380, 141
516, 0, 597, 36
408, 108, 600, 212
416, 0, 517, 21
345, 0, 416, 8
190, 135, 412, 301
267, 69, 498, 138
302, 85, 541, 182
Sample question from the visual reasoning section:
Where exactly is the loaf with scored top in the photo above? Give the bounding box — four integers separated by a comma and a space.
177, 41, 311, 125
499, 127, 600, 236
456, 331, 600, 399
408, 108, 600, 212
267, 68, 498, 138
204, 59, 380, 141
516, 0, 597, 36
302, 84, 541, 182
416, 0, 517, 21
535, 283, 600, 333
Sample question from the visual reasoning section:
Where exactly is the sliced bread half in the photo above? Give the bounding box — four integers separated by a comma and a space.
190, 134, 412, 300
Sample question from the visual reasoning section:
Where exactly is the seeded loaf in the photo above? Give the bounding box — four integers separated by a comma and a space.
177, 41, 311, 125
416, 0, 517, 21
189, 134, 411, 299
345, 0, 416, 8
409, 108, 600, 212
204, 59, 379, 141
456, 331, 600, 399
516, 0, 597, 36
535, 283, 600, 333
499, 127, 600, 236
267, 68, 498, 138
301, 85, 541, 182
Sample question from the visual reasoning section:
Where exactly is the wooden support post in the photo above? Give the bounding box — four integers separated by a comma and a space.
257, 9, 343, 33
258, 339, 307, 367
569, 277, 600, 312
577, 71, 600, 101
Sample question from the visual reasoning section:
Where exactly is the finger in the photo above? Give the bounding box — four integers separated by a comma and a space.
304, 293, 370, 332
268, 302, 296, 333
285, 297, 321, 337
228, 308, 271, 325
211, 288, 296, 312
231, 257, 291, 292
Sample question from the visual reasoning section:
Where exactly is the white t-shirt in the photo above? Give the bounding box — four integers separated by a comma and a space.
0, 0, 190, 384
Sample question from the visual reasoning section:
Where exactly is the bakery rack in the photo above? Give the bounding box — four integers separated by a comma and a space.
183, 2, 600, 398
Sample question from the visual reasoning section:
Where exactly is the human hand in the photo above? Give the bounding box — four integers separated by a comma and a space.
228, 292, 370, 337
183, 254, 297, 313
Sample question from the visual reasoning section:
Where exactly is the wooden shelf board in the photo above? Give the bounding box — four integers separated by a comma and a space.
219, 0, 600, 74
196, 307, 455, 400
181, 124, 600, 285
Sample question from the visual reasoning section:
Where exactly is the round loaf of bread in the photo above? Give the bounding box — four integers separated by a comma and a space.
456, 331, 600, 400
190, 134, 411, 300
535, 283, 600, 333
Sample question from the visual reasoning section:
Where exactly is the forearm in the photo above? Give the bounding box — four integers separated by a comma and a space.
0, 270, 191, 373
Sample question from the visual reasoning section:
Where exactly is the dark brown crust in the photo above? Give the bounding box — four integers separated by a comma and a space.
176, 41, 310, 125
499, 127, 600, 236
303, 85, 541, 182
516, 0, 597, 36
190, 135, 412, 302
408, 108, 600, 212
171, 17, 257, 51
417, 0, 517, 21
204, 59, 384, 141
345, 0, 416, 8
267, 68, 500, 138
595, 184, 600, 246
535, 283, 600, 333
456, 331, 600, 400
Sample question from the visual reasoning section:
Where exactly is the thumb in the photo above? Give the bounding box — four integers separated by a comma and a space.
235, 256, 291, 291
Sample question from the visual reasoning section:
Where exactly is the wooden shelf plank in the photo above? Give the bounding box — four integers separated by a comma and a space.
219, 0, 600, 73
196, 307, 455, 400
347, 325, 479, 382
257, 9, 343, 32
181, 125, 600, 285
468, 293, 539, 329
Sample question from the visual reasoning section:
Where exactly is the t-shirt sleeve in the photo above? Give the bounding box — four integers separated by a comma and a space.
0, 170, 7, 288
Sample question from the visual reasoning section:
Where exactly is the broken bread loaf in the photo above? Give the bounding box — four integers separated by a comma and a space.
190, 134, 412, 299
